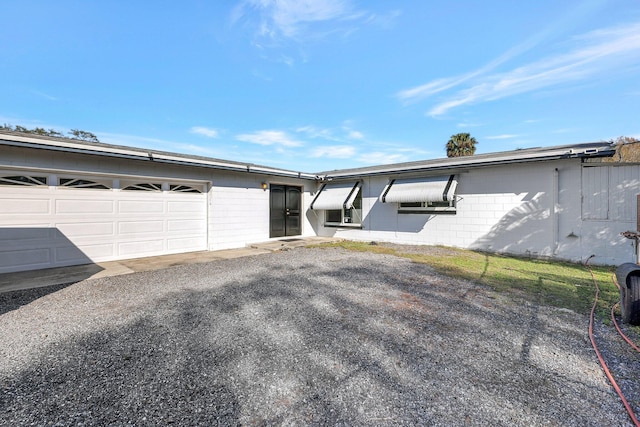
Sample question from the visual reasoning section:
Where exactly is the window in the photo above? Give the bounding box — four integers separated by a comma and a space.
381, 175, 458, 214
169, 184, 202, 193
0, 176, 47, 186
310, 181, 362, 227
122, 183, 162, 191
325, 190, 362, 226
398, 200, 456, 214
59, 178, 110, 189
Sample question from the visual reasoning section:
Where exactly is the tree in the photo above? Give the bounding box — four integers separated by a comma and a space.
0, 123, 100, 142
68, 129, 99, 143
604, 136, 640, 163
446, 133, 478, 158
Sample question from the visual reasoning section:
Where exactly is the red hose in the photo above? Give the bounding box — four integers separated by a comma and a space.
585, 259, 640, 426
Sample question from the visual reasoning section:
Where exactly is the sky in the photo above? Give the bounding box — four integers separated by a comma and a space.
1, 0, 639, 173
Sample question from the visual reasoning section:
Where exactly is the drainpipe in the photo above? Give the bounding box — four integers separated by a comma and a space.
553, 168, 559, 255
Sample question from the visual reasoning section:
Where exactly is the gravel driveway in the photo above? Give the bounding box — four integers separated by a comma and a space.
0, 246, 637, 426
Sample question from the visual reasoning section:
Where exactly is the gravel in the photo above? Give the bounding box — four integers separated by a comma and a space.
0, 246, 639, 426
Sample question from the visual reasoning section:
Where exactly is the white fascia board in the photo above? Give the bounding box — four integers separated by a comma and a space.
0, 134, 315, 180
0, 133, 149, 159
324, 145, 614, 179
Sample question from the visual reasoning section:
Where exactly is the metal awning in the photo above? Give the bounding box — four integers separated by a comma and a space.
310, 181, 361, 210
381, 175, 457, 203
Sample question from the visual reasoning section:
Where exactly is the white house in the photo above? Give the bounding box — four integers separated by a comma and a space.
0, 130, 637, 273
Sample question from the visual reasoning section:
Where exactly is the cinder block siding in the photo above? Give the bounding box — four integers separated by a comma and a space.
316, 160, 640, 264
207, 172, 316, 251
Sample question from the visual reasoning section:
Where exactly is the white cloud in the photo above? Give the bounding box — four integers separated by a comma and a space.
398, 21, 640, 116
296, 125, 336, 140
311, 145, 355, 158
485, 134, 519, 140
420, 23, 640, 116
297, 123, 364, 141
190, 126, 220, 138
236, 130, 303, 147
357, 151, 409, 165
346, 129, 363, 139
232, 0, 355, 39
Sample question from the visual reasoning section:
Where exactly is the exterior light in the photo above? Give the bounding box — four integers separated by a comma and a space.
261, 182, 268, 190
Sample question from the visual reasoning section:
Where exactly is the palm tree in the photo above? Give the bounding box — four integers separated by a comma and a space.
446, 133, 478, 157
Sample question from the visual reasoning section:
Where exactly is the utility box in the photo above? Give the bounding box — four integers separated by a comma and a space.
615, 263, 640, 325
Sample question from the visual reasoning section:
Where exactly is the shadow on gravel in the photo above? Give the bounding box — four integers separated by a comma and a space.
0, 250, 631, 426
0, 283, 74, 316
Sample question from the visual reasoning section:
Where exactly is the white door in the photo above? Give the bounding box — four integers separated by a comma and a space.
0, 174, 208, 273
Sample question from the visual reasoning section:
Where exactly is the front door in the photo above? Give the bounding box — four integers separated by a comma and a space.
270, 185, 302, 238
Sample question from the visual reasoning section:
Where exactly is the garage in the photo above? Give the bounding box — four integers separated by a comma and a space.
0, 172, 208, 273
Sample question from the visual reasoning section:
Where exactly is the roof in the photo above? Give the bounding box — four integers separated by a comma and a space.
0, 130, 316, 180
318, 142, 616, 179
0, 130, 615, 181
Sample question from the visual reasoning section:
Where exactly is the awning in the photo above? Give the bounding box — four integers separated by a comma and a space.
380, 175, 457, 203
310, 181, 361, 210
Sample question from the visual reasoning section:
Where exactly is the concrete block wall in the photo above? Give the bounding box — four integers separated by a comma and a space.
207, 172, 316, 251
317, 162, 563, 260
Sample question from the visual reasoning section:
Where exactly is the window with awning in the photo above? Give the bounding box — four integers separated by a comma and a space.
381, 175, 458, 213
311, 181, 362, 226
310, 181, 361, 210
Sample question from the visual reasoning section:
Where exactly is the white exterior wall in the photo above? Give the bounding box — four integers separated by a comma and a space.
208, 172, 316, 251
315, 160, 640, 265
0, 145, 314, 271
578, 164, 640, 265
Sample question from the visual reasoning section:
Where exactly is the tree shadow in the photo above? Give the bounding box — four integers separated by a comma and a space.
0, 250, 629, 425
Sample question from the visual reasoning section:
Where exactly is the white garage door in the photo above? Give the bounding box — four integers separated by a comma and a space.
0, 174, 208, 273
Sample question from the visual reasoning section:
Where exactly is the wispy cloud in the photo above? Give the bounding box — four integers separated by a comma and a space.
231, 0, 356, 40
357, 151, 409, 165
485, 134, 520, 140
296, 122, 364, 141
398, 21, 640, 117
190, 126, 220, 138
98, 132, 221, 156
236, 130, 303, 147
30, 90, 57, 101
311, 145, 356, 158
296, 125, 338, 140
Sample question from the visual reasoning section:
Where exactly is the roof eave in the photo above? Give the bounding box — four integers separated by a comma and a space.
319, 144, 616, 180
0, 132, 316, 180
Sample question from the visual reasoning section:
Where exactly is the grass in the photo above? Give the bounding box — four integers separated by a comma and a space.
318, 240, 622, 321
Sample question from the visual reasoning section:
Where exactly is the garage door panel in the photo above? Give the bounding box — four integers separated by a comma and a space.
167, 219, 206, 232
1, 181, 207, 272
118, 220, 164, 234
168, 200, 204, 213
118, 239, 165, 256
0, 199, 50, 214
57, 243, 114, 261
0, 226, 52, 241
168, 236, 207, 251
0, 248, 51, 272
118, 200, 164, 214
56, 222, 115, 238
56, 199, 114, 214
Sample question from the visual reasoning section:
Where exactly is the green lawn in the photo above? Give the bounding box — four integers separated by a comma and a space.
318, 241, 622, 321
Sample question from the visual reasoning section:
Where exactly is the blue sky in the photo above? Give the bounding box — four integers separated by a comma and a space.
1, 0, 639, 172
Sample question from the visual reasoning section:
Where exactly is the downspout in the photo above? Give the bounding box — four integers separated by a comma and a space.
553, 168, 559, 255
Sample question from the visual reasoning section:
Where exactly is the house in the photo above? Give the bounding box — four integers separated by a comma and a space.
0, 129, 637, 274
